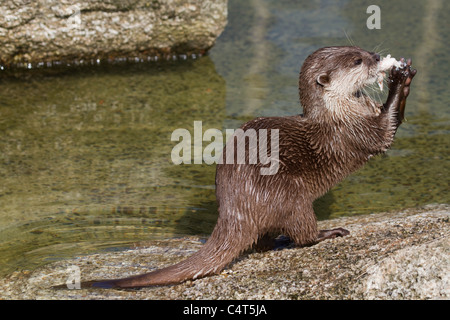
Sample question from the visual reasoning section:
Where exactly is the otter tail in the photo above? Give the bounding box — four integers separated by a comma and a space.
81, 218, 256, 288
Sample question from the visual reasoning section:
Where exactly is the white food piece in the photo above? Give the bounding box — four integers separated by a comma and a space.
378, 54, 403, 72
376, 54, 405, 91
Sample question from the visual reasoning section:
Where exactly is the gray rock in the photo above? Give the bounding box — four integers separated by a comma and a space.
359, 239, 449, 299
0, 204, 448, 299
0, 0, 227, 67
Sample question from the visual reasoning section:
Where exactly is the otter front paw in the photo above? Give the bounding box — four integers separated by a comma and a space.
386, 58, 417, 123
388, 58, 416, 95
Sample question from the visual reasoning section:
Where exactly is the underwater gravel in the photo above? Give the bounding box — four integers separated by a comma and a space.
0, 204, 448, 300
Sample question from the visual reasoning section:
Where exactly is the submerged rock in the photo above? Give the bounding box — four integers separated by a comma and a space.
0, 204, 448, 299
0, 0, 228, 67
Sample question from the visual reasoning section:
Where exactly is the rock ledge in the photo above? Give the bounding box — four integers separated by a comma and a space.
0, 204, 448, 299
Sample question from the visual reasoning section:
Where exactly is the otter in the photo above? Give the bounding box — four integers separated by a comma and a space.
78, 46, 417, 288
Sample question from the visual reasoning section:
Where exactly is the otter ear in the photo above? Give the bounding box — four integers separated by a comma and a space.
317, 73, 330, 86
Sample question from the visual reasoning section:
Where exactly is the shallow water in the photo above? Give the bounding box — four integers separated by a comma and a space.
0, 0, 449, 276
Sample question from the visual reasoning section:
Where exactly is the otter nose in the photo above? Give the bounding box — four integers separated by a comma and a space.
373, 53, 381, 62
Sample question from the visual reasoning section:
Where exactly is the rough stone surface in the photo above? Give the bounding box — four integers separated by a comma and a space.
0, 0, 228, 67
0, 204, 448, 300
358, 239, 448, 299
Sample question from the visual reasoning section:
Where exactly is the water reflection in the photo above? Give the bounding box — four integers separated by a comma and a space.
0, 57, 225, 275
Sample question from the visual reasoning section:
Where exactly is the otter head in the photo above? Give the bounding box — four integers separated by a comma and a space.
299, 46, 380, 119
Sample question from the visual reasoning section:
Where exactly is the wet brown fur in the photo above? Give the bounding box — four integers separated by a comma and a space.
78, 46, 416, 289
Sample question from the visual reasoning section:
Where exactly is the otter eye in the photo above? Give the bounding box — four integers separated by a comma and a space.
354, 58, 363, 65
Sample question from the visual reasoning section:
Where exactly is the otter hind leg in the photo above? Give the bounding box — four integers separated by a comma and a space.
287, 227, 350, 248
316, 228, 350, 242
282, 205, 350, 247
